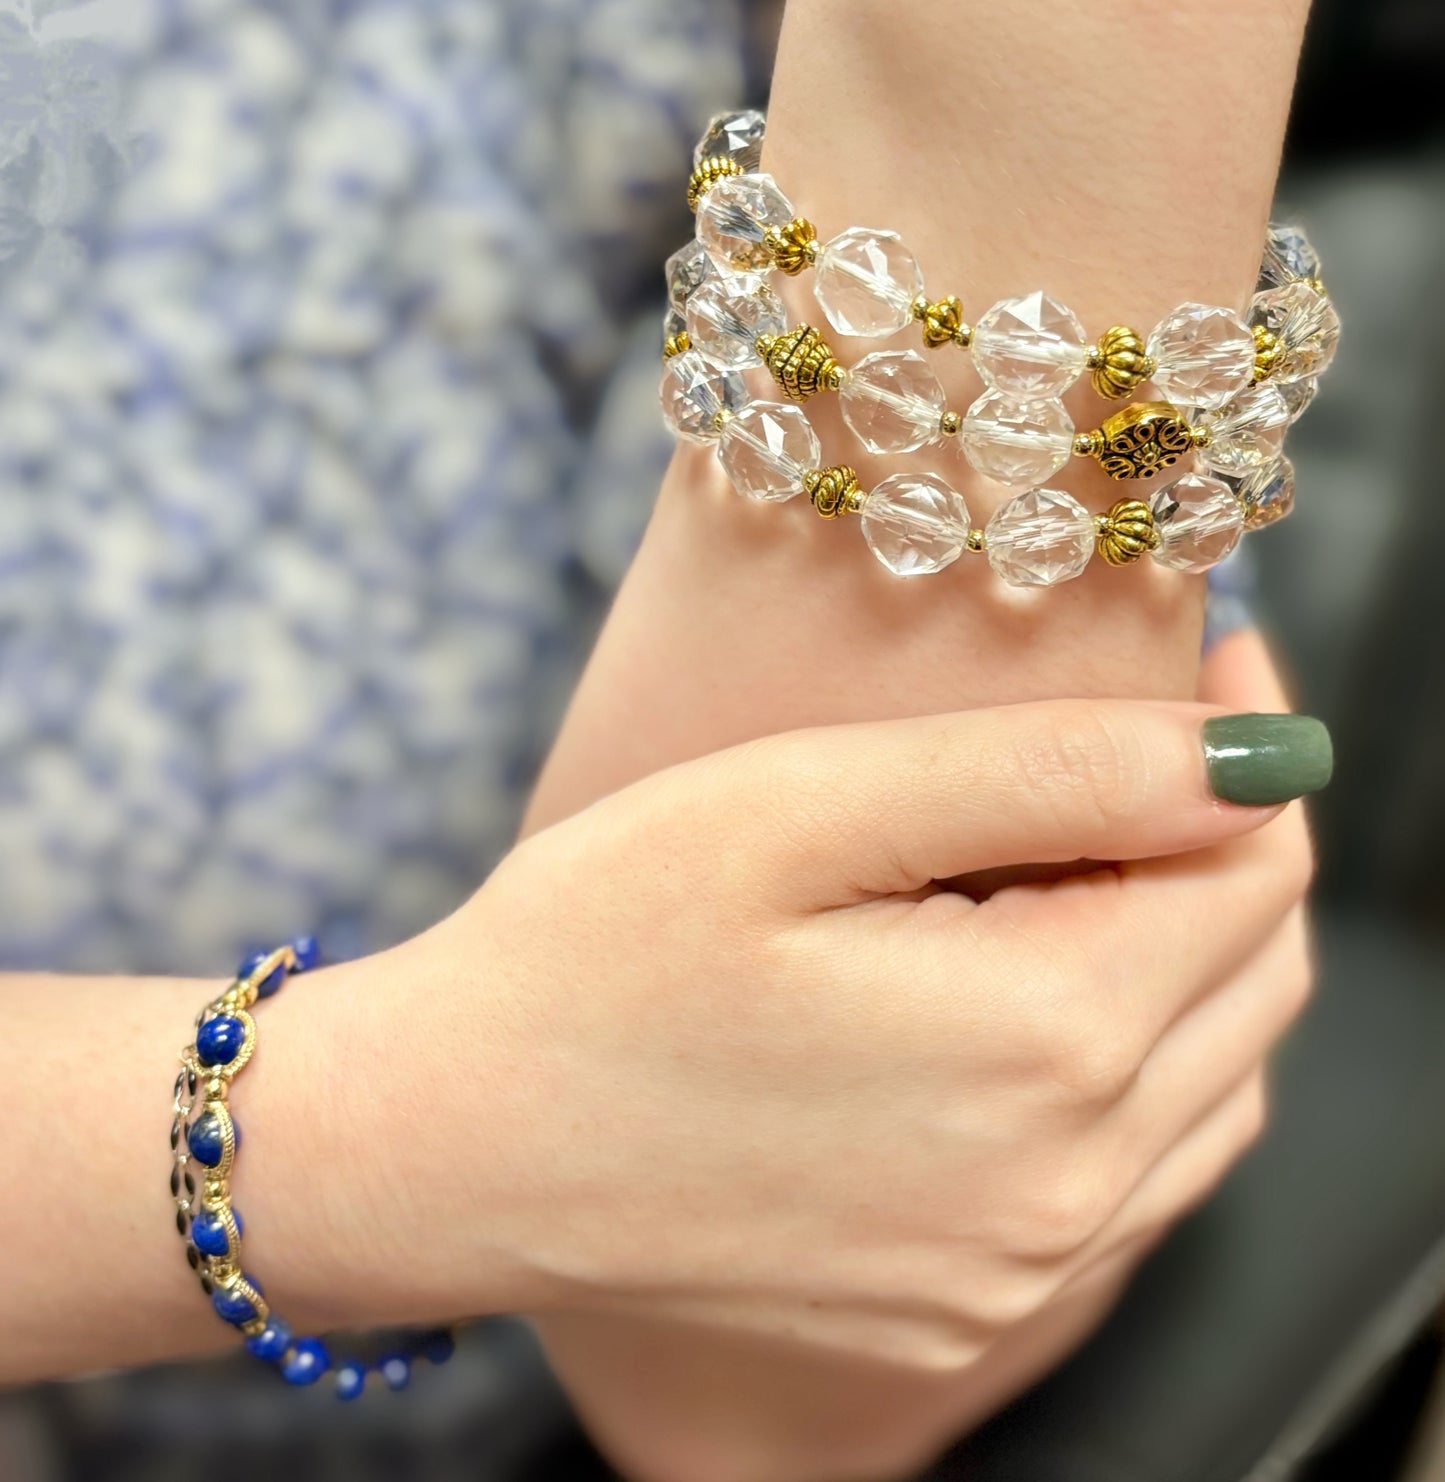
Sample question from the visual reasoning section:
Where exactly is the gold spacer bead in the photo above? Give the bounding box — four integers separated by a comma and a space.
686, 154, 744, 212
755, 324, 844, 402
965, 528, 986, 554
764, 217, 819, 275
953, 322, 973, 348
939, 409, 963, 438
662, 329, 691, 360
909, 293, 930, 322
240, 1316, 268, 1338
1251, 324, 1282, 384
1095, 497, 1161, 567
917, 294, 965, 349
204, 1077, 227, 1101
1089, 326, 1155, 400
803, 466, 865, 519
203, 1177, 229, 1207
1073, 430, 1104, 458
1189, 423, 1213, 449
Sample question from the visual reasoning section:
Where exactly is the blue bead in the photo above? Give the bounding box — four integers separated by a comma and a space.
334, 1362, 366, 1401
419, 1328, 456, 1365
237, 950, 287, 999
186, 1110, 237, 1167
244, 1318, 291, 1362
190, 1207, 242, 1257
290, 936, 321, 972
281, 1337, 331, 1386
212, 1278, 261, 1326
379, 1354, 411, 1391
196, 1015, 246, 1067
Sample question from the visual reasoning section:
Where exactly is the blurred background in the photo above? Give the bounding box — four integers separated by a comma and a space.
0, 0, 1440, 1478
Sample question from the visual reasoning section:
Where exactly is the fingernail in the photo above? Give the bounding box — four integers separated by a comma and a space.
1203, 713, 1333, 807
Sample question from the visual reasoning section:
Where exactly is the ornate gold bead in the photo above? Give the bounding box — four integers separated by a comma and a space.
754, 325, 845, 402
914, 294, 968, 349
764, 217, 819, 275
686, 154, 743, 212
1251, 323, 1282, 383
1078, 401, 1194, 480
939, 409, 963, 438
661, 329, 691, 360
803, 466, 864, 519
1095, 498, 1160, 566
1089, 325, 1155, 400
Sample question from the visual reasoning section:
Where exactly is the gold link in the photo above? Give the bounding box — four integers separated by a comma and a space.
1088, 325, 1155, 400
686, 154, 743, 212
803, 466, 865, 518
1095, 498, 1160, 566
764, 217, 819, 275
754, 326, 845, 402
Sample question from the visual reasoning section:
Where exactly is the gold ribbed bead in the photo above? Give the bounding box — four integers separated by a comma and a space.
1095, 498, 1160, 567
754, 325, 845, 402
661, 329, 690, 360
686, 155, 744, 212
803, 466, 864, 519
764, 217, 819, 275
1251, 324, 1283, 384
1089, 325, 1155, 400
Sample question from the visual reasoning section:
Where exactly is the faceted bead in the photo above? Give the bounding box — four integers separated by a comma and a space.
212, 1279, 261, 1326
191, 1207, 243, 1258
281, 1337, 331, 1386
696, 172, 795, 274
1193, 384, 1290, 476
1258, 223, 1321, 291
238, 950, 286, 999
1235, 456, 1296, 531
860, 473, 971, 577
380, 1354, 412, 1391
290, 935, 321, 972
335, 1362, 367, 1401
1150, 474, 1245, 572
839, 350, 947, 454
196, 1014, 246, 1067
1250, 282, 1341, 383
659, 349, 750, 443
812, 228, 924, 339
665, 238, 713, 311
693, 109, 767, 172
960, 391, 1074, 487
685, 274, 786, 369
1279, 376, 1318, 422
663, 304, 686, 347
245, 1319, 292, 1363
1147, 303, 1255, 410
972, 292, 1088, 398
186, 1109, 237, 1167
985, 487, 1095, 588
717, 402, 819, 503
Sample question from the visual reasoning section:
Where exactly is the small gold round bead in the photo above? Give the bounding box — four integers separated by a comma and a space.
909, 293, 930, 322
965, 528, 986, 554
1189, 423, 1213, 449
939, 409, 963, 438
953, 323, 973, 348
1073, 430, 1104, 458
686, 155, 744, 212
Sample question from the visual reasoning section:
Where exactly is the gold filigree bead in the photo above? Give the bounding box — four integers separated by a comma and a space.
1088, 325, 1156, 400
661, 329, 691, 360
1095, 498, 1161, 566
914, 294, 968, 349
754, 326, 845, 402
1078, 402, 1194, 480
939, 409, 963, 438
764, 217, 819, 275
1251, 324, 1282, 384
686, 154, 744, 212
965, 528, 986, 554
803, 466, 864, 519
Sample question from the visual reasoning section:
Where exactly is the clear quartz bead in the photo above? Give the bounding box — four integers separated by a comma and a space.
663, 305, 686, 343
717, 401, 819, 503
686, 275, 787, 369
860, 472, 971, 577
813, 228, 924, 339
696, 173, 795, 274
972, 292, 1089, 398
1257, 224, 1321, 291
1250, 282, 1341, 383
1147, 303, 1255, 410
693, 109, 767, 172
838, 350, 948, 454
985, 486, 1095, 588
665, 239, 713, 311
1193, 384, 1290, 476
659, 349, 751, 443
1234, 456, 1296, 531
1150, 473, 1245, 572
1279, 376, 1318, 422
960, 391, 1074, 487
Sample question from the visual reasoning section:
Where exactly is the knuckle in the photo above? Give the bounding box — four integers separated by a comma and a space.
893, 1326, 989, 1376
1037, 1012, 1142, 1106
1015, 1157, 1120, 1257
1018, 703, 1150, 837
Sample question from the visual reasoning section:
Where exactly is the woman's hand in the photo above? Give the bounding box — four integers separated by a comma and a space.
363, 680, 1326, 1378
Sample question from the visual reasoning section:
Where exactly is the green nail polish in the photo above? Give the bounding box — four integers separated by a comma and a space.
1203, 713, 1333, 807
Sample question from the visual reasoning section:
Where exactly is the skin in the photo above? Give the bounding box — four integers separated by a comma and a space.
0, 644, 1311, 1410
519, 0, 1311, 1473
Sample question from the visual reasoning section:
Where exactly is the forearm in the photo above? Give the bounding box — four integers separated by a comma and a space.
526, 0, 1308, 1476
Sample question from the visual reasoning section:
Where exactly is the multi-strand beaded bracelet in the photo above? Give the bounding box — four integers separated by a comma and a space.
170, 940, 457, 1398
660, 109, 1337, 586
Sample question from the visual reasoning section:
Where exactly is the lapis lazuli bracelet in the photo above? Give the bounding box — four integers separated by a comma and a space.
169, 938, 456, 1398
